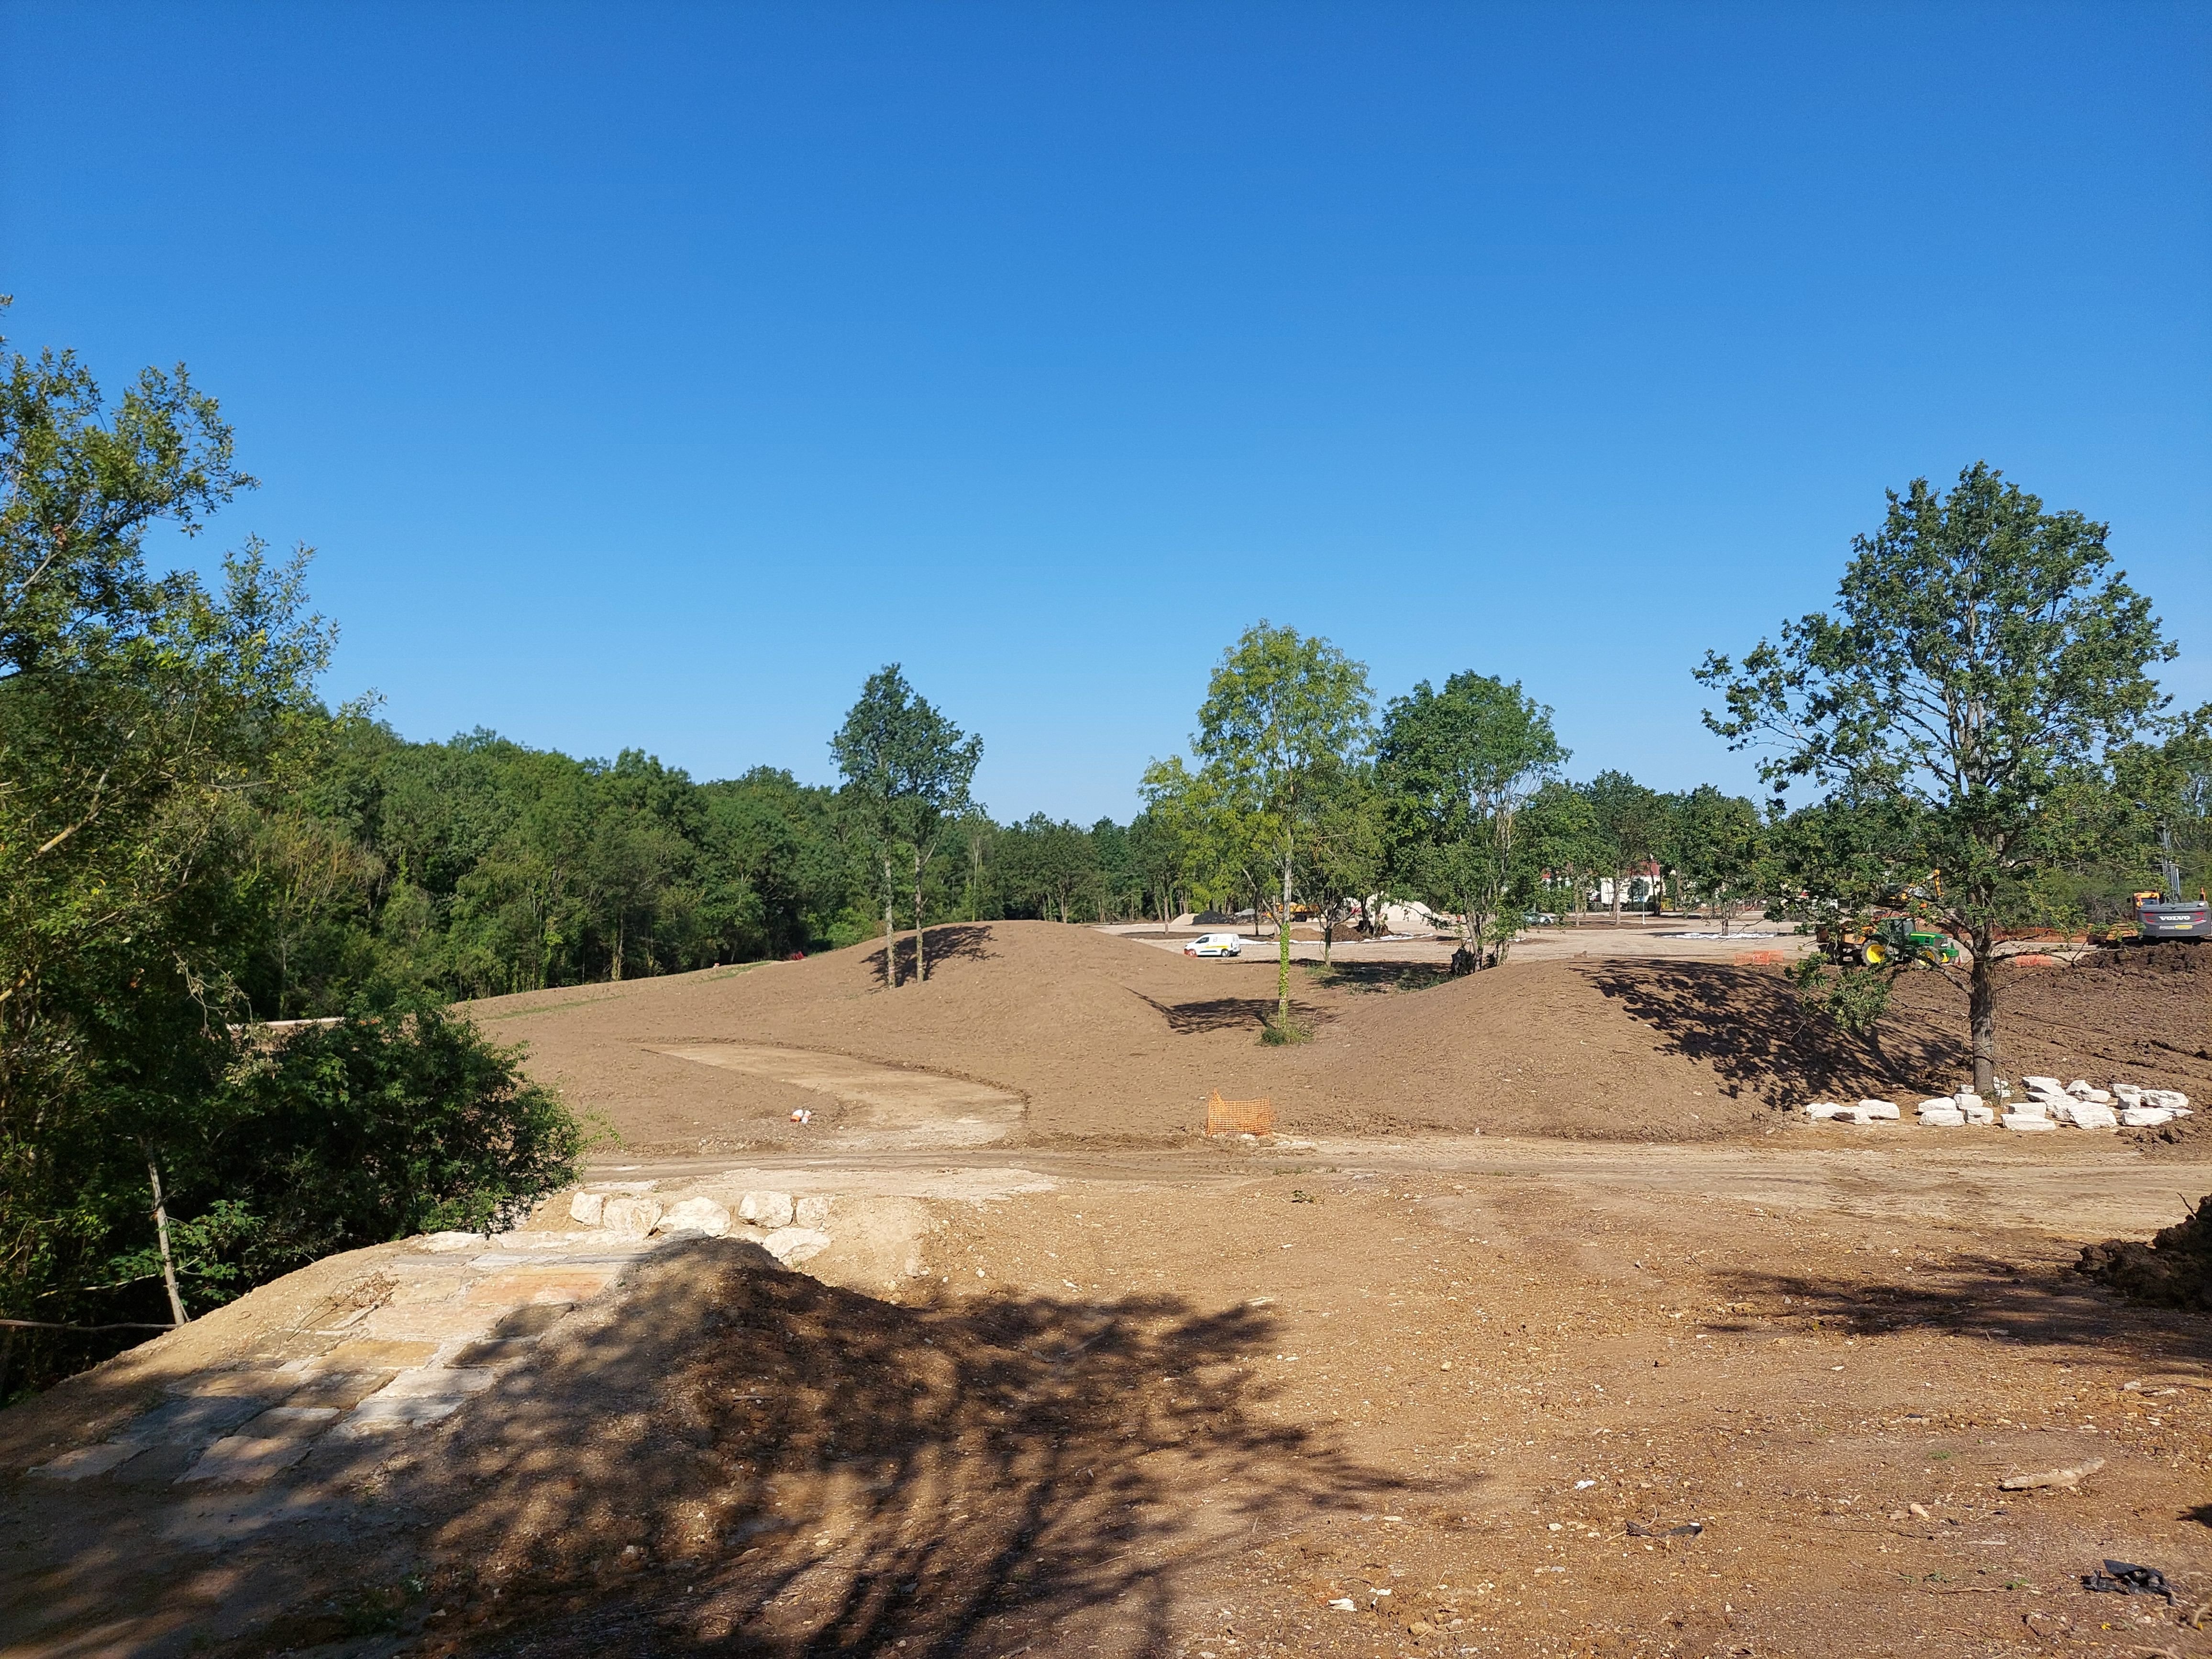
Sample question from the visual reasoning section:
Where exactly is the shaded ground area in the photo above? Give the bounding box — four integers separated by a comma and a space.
466, 922, 2209, 1151
6, 1158, 2212, 1656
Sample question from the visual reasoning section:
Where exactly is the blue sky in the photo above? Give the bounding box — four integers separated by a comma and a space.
4, 2, 2206, 822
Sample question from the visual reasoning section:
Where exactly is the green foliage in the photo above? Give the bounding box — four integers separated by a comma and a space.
1785, 954, 1895, 1038
1379, 672, 1565, 961
1662, 784, 1767, 928
1192, 621, 1374, 1019
830, 664, 982, 983
1699, 464, 2177, 1090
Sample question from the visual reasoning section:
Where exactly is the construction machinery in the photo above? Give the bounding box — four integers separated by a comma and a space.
1815, 873, 1962, 969
2131, 818, 2211, 942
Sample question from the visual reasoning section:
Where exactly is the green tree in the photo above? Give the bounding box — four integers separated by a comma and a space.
1378, 673, 1566, 966
1297, 763, 1389, 962
1664, 784, 1766, 933
1584, 771, 1665, 922
830, 665, 982, 985
1191, 623, 1373, 1031
1697, 463, 2175, 1095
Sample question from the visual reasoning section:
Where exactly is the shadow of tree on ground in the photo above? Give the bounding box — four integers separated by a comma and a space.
1587, 962, 1964, 1104
1702, 1254, 2212, 1371
864, 924, 996, 989
1306, 961, 1449, 995
401, 1240, 1409, 1657
1126, 988, 1333, 1036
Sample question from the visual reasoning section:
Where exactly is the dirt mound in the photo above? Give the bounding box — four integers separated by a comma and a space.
2077, 1194, 2212, 1310
465, 923, 2210, 1149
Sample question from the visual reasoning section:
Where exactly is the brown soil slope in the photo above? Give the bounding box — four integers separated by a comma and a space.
468, 924, 2209, 1150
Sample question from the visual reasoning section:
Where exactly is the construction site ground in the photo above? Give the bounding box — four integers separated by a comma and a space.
3, 922, 2209, 1658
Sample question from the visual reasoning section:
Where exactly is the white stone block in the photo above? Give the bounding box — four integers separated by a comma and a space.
759, 1226, 831, 1266
739, 1191, 795, 1228
2065, 1102, 2118, 1130
1917, 1106, 1967, 1127
2113, 1084, 2145, 1107
2009, 1098, 2049, 1119
568, 1190, 606, 1226
794, 1194, 831, 1229
1961, 1103, 1995, 1125
2144, 1090, 2191, 1111
2021, 1076, 2064, 1095
1952, 1091, 1984, 1111
2082, 1088, 2113, 1105
599, 1196, 663, 1237
2002, 1112, 2057, 1132
2120, 1106, 2178, 1128
1854, 1099, 1901, 1119
657, 1197, 732, 1237
2066, 1079, 2095, 1099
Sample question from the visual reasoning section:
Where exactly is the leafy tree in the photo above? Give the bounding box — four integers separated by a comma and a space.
830, 665, 982, 985
995, 813, 1100, 921
1520, 778, 1605, 917
1663, 784, 1766, 932
1379, 673, 1565, 965
1296, 763, 1389, 961
1584, 770, 1665, 921
1698, 463, 2175, 1095
1191, 623, 1374, 1031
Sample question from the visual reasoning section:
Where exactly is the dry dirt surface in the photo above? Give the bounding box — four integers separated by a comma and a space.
465, 923, 2211, 1151
11, 1157, 2208, 1658
6, 927, 2210, 1658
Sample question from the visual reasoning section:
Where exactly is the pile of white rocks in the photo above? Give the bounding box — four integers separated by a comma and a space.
2012, 1076, 2193, 1132
566, 1182, 832, 1265
1803, 1078, 2192, 1133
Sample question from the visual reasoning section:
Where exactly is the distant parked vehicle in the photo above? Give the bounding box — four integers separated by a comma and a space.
1184, 932, 1246, 958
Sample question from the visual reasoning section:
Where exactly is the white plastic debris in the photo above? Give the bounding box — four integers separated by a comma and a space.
790, 1106, 814, 1124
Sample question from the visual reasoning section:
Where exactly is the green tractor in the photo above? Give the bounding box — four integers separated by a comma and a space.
1816, 907, 1961, 970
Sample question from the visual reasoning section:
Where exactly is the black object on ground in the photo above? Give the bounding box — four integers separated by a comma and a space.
2082, 1560, 2173, 1603
1625, 1521, 1703, 1538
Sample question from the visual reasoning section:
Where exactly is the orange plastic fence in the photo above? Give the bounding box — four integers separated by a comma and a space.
1734, 949, 1787, 966
1205, 1089, 1275, 1137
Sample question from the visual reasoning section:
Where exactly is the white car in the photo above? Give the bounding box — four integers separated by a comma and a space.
1184, 932, 1245, 958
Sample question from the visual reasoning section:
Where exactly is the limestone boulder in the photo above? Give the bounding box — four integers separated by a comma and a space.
1960, 1103, 1995, 1126
1854, 1099, 1901, 1120
1916, 1106, 1966, 1128
2120, 1106, 2179, 1128
657, 1197, 732, 1237
2001, 1112, 2057, 1133
759, 1226, 832, 1266
2144, 1090, 2192, 1112
600, 1196, 664, 1237
794, 1194, 831, 1229
568, 1190, 606, 1227
2064, 1102, 2118, 1130
739, 1190, 796, 1228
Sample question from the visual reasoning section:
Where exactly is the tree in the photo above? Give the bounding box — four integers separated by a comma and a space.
1584, 771, 1664, 922
1697, 463, 2175, 1095
1664, 785, 1766, 933
1191, 623, 1372, 1031
830, 665, 982, 986
1378, 673, 1565, 966
1296, 763, 1388, 962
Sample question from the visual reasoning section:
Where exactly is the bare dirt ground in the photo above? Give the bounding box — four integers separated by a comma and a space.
4, 925, 2209, 1658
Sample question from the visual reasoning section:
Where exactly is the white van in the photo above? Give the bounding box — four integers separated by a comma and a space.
1183, 932, 1245, 958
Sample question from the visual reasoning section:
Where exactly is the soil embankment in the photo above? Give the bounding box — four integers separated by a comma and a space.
464, 923, 2210, 1150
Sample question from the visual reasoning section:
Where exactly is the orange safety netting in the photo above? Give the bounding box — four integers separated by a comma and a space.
1205, 1089, 1274, 1137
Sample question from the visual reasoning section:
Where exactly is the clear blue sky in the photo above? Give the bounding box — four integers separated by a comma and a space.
4, 3, 2206, 822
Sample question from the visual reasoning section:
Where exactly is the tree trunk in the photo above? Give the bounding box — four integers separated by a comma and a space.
883, 856, 898, 987
1277, 844, 1294, 1026
913, 851, 928, 984
611, 913, 625, 982
1611, 868, 1624, 927
145, 1150, 187, 1328
1969, 929, 1999, 1097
